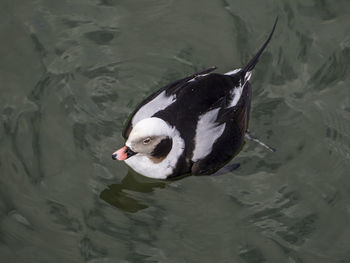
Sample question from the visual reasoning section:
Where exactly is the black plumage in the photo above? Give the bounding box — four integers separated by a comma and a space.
116, 18, 278, 179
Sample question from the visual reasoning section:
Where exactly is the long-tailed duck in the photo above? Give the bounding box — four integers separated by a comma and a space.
112, 19, 278, 179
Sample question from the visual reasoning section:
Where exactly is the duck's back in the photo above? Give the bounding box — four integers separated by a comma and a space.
155, 72, 251, 176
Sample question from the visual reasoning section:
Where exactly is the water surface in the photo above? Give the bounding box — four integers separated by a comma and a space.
1, 0, 350, 262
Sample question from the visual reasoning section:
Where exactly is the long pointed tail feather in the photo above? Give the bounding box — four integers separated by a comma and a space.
242, 17, 278, 74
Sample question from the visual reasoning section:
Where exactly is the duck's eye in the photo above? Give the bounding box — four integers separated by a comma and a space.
143, 138, 151, 144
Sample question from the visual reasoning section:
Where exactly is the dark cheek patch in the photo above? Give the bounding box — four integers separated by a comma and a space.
151, 137, 173, 159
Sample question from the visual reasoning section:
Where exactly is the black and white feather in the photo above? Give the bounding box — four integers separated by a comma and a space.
113, 19, 278, 179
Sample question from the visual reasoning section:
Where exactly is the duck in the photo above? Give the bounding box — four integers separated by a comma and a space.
112, 19, 278, 179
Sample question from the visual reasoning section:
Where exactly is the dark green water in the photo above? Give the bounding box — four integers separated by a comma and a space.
1, 0, 350, 262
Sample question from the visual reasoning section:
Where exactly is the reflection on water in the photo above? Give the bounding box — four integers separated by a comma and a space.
1, 0, 350, 262
100, 170, 166, 213
100, 163, 241, 213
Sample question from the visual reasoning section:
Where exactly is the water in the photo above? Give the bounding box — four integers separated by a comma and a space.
1, 0, 350, 262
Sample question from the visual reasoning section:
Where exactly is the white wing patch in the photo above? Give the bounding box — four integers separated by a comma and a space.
132, 90, 176, 126
125, 126, 185, 179
192, 108, 226, 162
188, 73, 209, 82
227, 71, 252, 108
224, 68, 241, 75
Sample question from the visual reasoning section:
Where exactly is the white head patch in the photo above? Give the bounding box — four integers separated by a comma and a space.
127, 117, 172, 146
124, 117, 185, 179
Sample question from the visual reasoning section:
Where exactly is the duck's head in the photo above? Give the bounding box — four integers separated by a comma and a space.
112, 117, 173, 162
